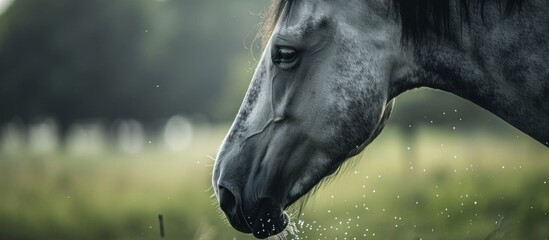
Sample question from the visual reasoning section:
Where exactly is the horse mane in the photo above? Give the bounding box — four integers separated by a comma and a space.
392, 0, 523, 42
262, 0, 524, 45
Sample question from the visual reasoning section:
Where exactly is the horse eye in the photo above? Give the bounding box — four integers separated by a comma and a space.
272, 47, 297, 64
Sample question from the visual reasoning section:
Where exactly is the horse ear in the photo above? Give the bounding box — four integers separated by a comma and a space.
347, 99, 395, 158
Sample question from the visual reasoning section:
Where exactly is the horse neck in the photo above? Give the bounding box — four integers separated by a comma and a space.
400, 0, 549, 146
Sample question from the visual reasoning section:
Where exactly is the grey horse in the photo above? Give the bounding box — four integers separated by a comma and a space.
212, 0, 548, 238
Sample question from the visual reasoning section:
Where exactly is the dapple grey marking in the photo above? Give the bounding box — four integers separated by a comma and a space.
213, 0, 548, 238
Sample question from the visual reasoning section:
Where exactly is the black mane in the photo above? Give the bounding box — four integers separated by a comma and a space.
392, 0, 524, 42
263, 0, 524, 44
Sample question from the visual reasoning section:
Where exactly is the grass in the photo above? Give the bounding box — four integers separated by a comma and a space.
0, 125, 548, 240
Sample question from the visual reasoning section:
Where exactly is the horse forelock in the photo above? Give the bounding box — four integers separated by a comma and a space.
262, 0, 290, 47
261, 0, 525, 46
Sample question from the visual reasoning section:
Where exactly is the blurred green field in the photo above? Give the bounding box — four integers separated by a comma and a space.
0, 125, 548, 240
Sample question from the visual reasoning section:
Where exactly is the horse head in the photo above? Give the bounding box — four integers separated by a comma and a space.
211, 0, 413, 238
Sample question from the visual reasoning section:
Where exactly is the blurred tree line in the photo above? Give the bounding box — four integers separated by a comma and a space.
0, 0, 266, 133
0, 0, 513, 136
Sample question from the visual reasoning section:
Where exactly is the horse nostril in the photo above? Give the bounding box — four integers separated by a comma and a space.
218, 185, 238, 214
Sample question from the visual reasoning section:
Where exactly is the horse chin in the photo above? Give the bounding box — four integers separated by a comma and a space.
227, 198, 289, 239
250, 178, 320, 238
249, 204, 289, 239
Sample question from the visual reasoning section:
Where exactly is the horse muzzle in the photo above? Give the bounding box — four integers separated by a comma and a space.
216, 183, 289, 239
212, 122, 324, 238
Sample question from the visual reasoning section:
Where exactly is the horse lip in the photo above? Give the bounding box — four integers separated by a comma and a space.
251, 212, 288, 239
218, 194, 288, 238
226, 213, 253, 234
249, 199, 288, 238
